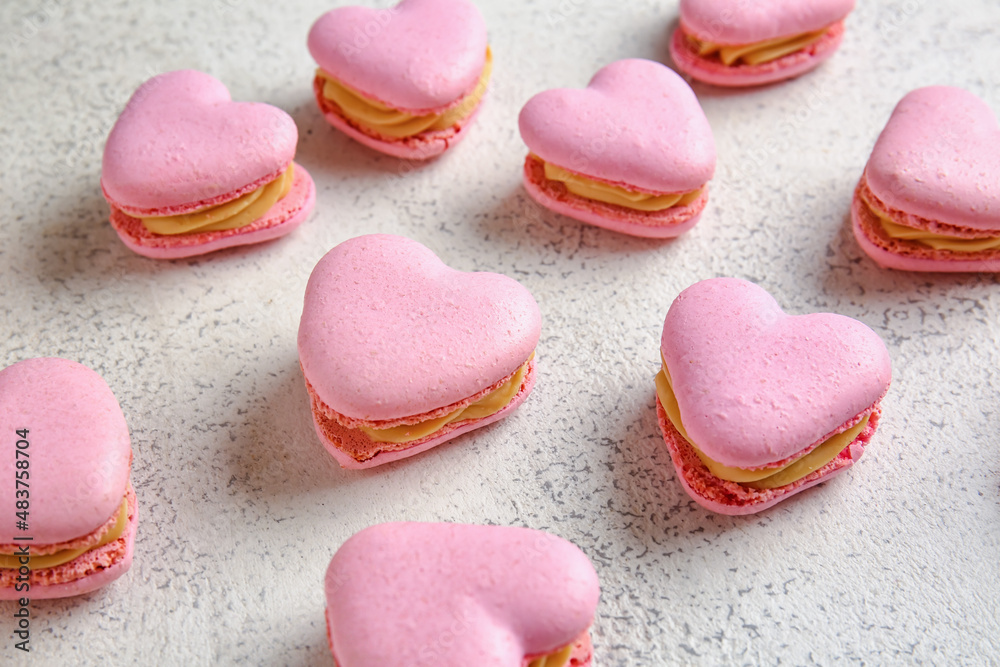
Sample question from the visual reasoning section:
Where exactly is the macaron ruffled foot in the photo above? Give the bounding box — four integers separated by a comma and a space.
298, 234, 541, 468
655, 278, 891, 515
518, 59, 716, 238
670, 0, 855, 87
324, 522, 600, 667
101, 70, 315, 259
308, 0, 491, 160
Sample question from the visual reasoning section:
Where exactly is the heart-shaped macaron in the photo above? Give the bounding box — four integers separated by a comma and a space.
307, 0, 490, 159
308, 0, 487, 112
521, 59, 714, 195
325, 523, 600, 667
671, 0, 855, 87
519, 59, 715, 237
101, 70, 315, 259
853, 87, 1000, 271
102, 70, 298, 214
0, 358, 136, 598
298, 235, 541, 468
657, 278, 891, 514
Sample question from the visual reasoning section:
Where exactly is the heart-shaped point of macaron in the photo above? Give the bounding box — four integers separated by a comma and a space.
865, 86, 1000, 232
662, 278, 891, 468
680, 0, 855, 43
101, 70, 298, 213
308, 0, 487, 112
519, 59, 715, 194
0, 358, 131, 544
298, 235, 541, 422
326, 523, 600, 667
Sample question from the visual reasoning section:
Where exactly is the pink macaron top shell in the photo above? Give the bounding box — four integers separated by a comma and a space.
101, 69, 298, 215
325, 522, 600, 667
298, 235, 541, 422
0, 358, 131, 545
308, 0, 488, 113
660, 278, 891, 469
864, 86, 1000, 232
519, 59, 715, 194
679, 0, 855, 44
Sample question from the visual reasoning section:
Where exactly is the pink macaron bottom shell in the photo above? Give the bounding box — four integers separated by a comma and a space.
0, 485, 137, 600
522, 156, 708, 238
312, 76, 484, 160
308, 359, 536, 469
669, 21, 845, 88
657, 399, 882, 515
108, 163, 315, 259
851, 180, 1000, 272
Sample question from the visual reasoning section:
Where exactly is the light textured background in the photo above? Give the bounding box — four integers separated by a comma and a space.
2, 0, 999, 665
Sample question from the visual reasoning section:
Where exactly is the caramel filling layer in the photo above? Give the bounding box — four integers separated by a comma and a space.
527, 644, 573, 667
688, 26, 829, 66
541, 159, 702, 212
655, 359, 869, 489
862, 190, 1000, 252
359, 355, 531, 444
0, 497, 128, 571
140, 164, 294, 235
317, 48, 493, 139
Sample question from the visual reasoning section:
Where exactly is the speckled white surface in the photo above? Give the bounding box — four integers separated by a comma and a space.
2, 1, 999, 665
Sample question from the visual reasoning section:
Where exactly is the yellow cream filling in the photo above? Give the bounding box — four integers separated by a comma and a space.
527, 644, 573, 667
359, 354, 531, 444
690, 27, 829, 66
863, 192, 1000, 252
541, 159, 702, 212
0, 497, 128, 571
140, 164, 295, 235
318, 47, 493, 139
655, 360, 869, 489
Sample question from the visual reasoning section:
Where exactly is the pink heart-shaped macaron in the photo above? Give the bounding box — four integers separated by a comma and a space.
662, 278, 890, 469
102, 69, 297, 214
325, 523, 600, 667
307, 0, 487, 112
864, 87, 1000, 232
0, 358, 136, 598
519, 59, 715, 194
298, 235, 541, 468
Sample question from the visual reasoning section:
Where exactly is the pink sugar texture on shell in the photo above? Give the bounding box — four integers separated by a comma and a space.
670, 0, 854, 87
852, 86, 1000, 272
324, 523, 599, 667
298, 235, 541, 467
657, 278, 891, 513
0, 358, 135, 598
518, 59, 715, 236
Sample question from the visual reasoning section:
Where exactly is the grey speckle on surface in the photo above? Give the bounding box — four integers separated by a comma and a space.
2, 1, 1000, 665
